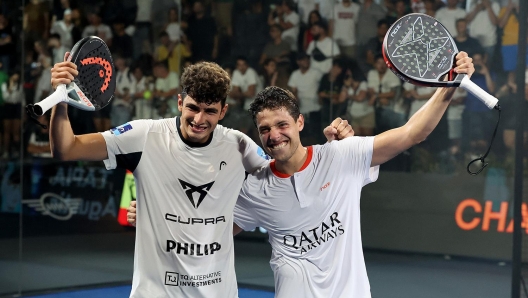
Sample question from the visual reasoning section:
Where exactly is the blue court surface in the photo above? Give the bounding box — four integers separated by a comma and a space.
26, 285, 274, 298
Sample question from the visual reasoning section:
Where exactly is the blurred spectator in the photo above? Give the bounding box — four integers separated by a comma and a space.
27, 114, 52, 159
187, 0, 218, 62
111, 19, 134, 60
330, 0, 360, 59
386, 0, 409, 25
111, 57, 136, 127
165, 7, 182, 44
2, 73, 24, 159
50, 8, 74, 48
259, 24, 291, 66
500, 70, 528, 153
213, 0, 233, 37
133, 0, 153, 59
466, 0, 500, 61
362, 19, 389, 73
341, 68, 374, 136
231, 56, 259, 111
403, 82, 435, 119
268, 0, 300, 52
297, 0, 319, 26
447, 88, 467, 158
356, 0, 386, 47
232, 0, 267, 69
261, 58, 289, 89
423, 0, 437, 17
153, 61, 179, 116
454, 18, 484, 57
367, 56, 403, 132
219, 64, 252, 134
51, 0, 74, 23
48, 33, 68, 65
34, 56, 52, 104
434, 0, 466, 36
498, 0, 526, 73
462, 52, 496, 157
154, 32, 192, 76
318, 59, 346, 136
411, 0, 426, 13
317, 0, 337, 20
302, 10, 323, 51
306, 21, 340, 74
69, 8, 84, 45
288, 52, 323, 134
82, 13, 113, 46
0, 14, 14, 72
24, 0, 50, 47
131, 65, 154, 120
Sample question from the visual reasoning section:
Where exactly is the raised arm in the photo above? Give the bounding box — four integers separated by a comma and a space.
49, 53, 108, 161
371, 52, 474, 167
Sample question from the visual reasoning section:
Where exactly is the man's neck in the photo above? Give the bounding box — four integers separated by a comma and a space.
455, 34, 467, 42
299, 67, 308, 73
274, 146, 309, 175
318, 35, 327, 42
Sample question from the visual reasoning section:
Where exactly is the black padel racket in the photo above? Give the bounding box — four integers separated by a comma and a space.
27, 36, 116, 117
383, 13, 498, 110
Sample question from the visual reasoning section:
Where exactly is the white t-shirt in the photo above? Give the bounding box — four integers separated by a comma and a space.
101, 118, 269, 298
447, 88, 467, 120
333, 2, 361, 46
136, 0, 153, 22
234, 137, 379, 298
155, 71, 179, 93
231, 67, 259, 110
434, 7, 467, 37
347, 81, 373, 118
367, 69, 402, 111
288, 68, 323, 114
403, 82, 435, 118
317, 0, 337, 20
306, 37, 341, 74
50, 20, 73, 48
275, 11, 300, 51
468, 2, 500, 48
166, 23, 181, 42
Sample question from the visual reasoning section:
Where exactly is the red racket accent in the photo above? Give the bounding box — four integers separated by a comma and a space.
80, 57, 113, 92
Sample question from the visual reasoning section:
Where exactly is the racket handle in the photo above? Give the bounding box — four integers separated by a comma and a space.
459, 76, 498, 110
32, 84, 68, 116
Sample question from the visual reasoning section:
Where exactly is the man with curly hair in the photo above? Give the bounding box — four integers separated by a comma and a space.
48, 54, 350, 298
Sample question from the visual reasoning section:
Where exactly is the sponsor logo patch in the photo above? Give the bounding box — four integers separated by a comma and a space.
165, 271, 222, 287
111, 123, 133, 135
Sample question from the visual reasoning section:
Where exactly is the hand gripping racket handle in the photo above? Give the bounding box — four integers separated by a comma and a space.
459, 75, 499, 110
31, 84, 68, 116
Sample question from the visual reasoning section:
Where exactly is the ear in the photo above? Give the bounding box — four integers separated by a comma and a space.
219, 104, 229, 121
178, 94, 183, 112
297, 114, 305, 132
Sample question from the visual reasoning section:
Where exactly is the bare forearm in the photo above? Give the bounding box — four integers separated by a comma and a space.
406, 87, 455, 143
50, 103, 76, 160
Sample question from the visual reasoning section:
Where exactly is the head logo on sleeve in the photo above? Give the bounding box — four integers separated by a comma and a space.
257, 147, 270, 160
111, 123, 133, 136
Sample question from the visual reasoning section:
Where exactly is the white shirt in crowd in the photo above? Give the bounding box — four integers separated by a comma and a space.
115, 68, 137, 107
403, 82, 435, 119
434, 7, 467, 37
101, 118, 269, 298
50, 20, 74, 48
234, 137, 379, 298
82, 24, 113, 40
347, 81, 373, 118
306, 37, 341, 74
275, 11, 300, 52
1, 83, 23, 104
295, 0, 318, 25
468, 1, 500, 48
333, 2, 361, 46
155, 71, 179, 94
166, 23, 181, 42
317, 0, 337, 20
136, 0, 153, 23
367, 69, 402, 111
288, 68, 323, 114
447, 88, 467, 121
231, 67, 259, 110
34, 67, 52, 103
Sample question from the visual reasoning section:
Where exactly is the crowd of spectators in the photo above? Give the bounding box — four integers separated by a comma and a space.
0, 0, 525, 174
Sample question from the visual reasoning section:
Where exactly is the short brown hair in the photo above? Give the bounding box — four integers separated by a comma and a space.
180, 62, 231, 106
249, 86, 300, 125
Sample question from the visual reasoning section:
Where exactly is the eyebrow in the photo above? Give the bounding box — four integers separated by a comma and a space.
186, 103, 219, 114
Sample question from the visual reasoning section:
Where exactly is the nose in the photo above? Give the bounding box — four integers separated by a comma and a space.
269, 127, 281, 142
194, 111, 206, 125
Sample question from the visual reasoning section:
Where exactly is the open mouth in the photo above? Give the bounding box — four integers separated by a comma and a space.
268, 141, 288, 151
190, 123, 208, 133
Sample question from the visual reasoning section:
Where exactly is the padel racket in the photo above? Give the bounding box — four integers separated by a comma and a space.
27, 36, 116, 117
382, 13, 498, 110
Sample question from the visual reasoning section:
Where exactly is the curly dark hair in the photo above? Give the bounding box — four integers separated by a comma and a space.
180, 62, 230, 106
248, 86, 300, 125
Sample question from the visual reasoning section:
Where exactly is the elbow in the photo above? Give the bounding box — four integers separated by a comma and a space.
51, 149, 72, 161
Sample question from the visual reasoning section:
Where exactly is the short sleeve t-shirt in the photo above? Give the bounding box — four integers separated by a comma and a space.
468, 2, 500, 48
234, 137, 379, 298
155, 72, 180, 93
333, 2, 361, 46
434, 7, 467, 36
287, 68, 323, 114
231, 67, 259, 110
347, 81, 373, 118
306, 37, 341, 74
101, 118, 269, 298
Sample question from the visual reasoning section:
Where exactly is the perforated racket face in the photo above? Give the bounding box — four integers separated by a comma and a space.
69, 36, 115, 110
383, 13, 458, 85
